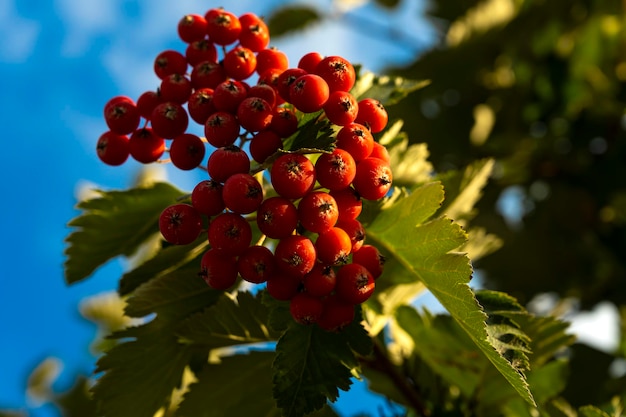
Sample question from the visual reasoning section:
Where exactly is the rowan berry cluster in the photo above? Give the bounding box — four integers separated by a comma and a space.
95, 7, 392, 331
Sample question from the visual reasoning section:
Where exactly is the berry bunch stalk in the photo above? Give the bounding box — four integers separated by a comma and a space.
96, 7, 392, 332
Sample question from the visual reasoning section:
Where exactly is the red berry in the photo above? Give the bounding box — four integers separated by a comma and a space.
159, 73, 192, 104
204, 111, 240, 148
207, 212, 252, 255
353, 157, 393, 200
256, 196, 298, 239
352, 244, 385, 279
129, 127, 165, 163
315, 227, 352, 266
199, 248, 238, 290
314, 55, 356, 93
238, 13, 270, 52
222, 173, 264, 214
223, 46, 257, 80
329, 187, 362, 221
213, 80, 248, 113
249, 130, 283, 163
266, 273, 300, 301
177, 14, 208, 44
289, 74, 329, 113
255, 48, 289, 76
247, 84, 277, 108
290, 293, 324, 325
298, 51, 324, 74
190, 61, 227, 90
369, 141, 391, 164
104, 97, 140, 135
185, 39, 218, 67
237, 97, 273, 132
297, 191, 339, 234
335, 263, 375, 304
355, 98, 388, 133
336, 218, 366, 252
191, 179, 225, 216
336, 123, 374, 162
136, 90, 162, 120
207, 145, 250, 183
274, 234, 317, 277
302, 264, 336, 297
96, 131, 130, 166
270, 153, 316, 199
187, 88, 216, 125
154, 50, 187, 80
150, 102, 189, 139
314, 148, 357, 191
269, 107, 299, 138
237, 245, 276, 284
205, 8, 242, 46
317, 295, 355, 332
276, 68, 307, 103
323, 90, 358, 126
159, 203, 203, 245
169, 133, 206, 170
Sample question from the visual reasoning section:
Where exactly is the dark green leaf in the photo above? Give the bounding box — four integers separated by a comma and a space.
176, 291, 280, 348
267, 6, 321, 37
64, 182, 185, 284
352, 71, 430, 106
283, 110, 335, 153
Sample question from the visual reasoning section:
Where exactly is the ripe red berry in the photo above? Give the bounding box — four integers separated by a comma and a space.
169, 133, 206, 170
335, 263, 375, 304
355, 98, 388, 133
314, 55, 356, 93
204, 111, 240, 148
274, 234, 317, 277
207, 145, 250, 183
266, 273, 300, 301
329, 187, 362, 221
256, 196, 298, 239
205, 8, 242, 46
323, 90, 358, 126
159, 73, 192, 104
369, 141, 391, 164
247, 84, 277, 109
269, 107, 299, 138
238, 13, 270, 52
136, 90, 162, 120
249, 130, 283, 163
270, 153, 316, 199
353, 157, 393, 200
96, 131, 130, 166
255, 48, 289, 76
199, 248, 238, 290
177, 14, 208, 44
150, 102, 189, 139
207, 212, 252, 255
237, 245, 276, 284
336, 123, 374, 162
336, 218, 366, 252
237, 97, 273, 132
276, 68, 307, 103
104, 97, 140, 135
187, 88, 216, 125
213, 80, 248, 113
290, 293, 324, 325
185, 39, 218, 67
302, 264, 336, 297
222, 173, 264, 214
298, 51, 324, 74
223, 46, 257, 80
315, 227, 352, 265
317, 295, 355, 332
352, 244, 385, 279
314, 148, 357, 191
289, 74, 330, 113
191, 179, 225, 216
154, 50, 187, 80
190, 61, 227, 90
297, 191, 339, 234
129, 127, 165, 163
159, 203, 203, 245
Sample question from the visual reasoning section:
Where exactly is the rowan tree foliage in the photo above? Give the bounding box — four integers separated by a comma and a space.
6, 1, 626, 417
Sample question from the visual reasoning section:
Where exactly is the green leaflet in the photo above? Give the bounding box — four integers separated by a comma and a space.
366, 181, 536, 406
64, 182, 185, 284
266, 6, 321, 38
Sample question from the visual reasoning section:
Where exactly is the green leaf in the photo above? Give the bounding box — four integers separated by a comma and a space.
579, 406, 611, 417
92, 321, 191, 417
351, 70, 430, 106
267, 6, 321, 37
124, 266, 220, 321
272, 317, 371, 417
176, 291, 280, 348
366, 181, 535, 406
283, 110, 335, 153
64, 182, 185, 284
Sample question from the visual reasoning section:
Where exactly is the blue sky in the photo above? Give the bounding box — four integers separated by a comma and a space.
1, 1, 619, 416
0, 1, 434, 416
